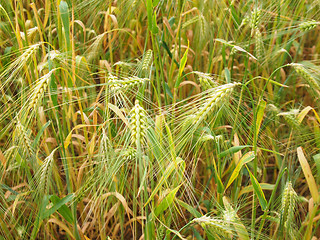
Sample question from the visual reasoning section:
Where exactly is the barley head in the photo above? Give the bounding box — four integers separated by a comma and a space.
29, 69, 54, 111
299, 20, 319, 32
250, 8, 262, 30
142, 49, 153, 72
280, 181, 297, 230
194, 71, 217, 90
38, 148, 58, 195
15, 120, 33, 157
108, 74, 148, 93
129, 100, 147, 147
292, 63, 320, 93
192, 215, 232, 237
190, 82, 240, 125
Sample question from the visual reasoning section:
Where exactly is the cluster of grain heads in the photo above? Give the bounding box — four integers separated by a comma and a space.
192, 215, 232, 238
189, 82, 240, 126
129, 100, 147, 147
28, 69, 55, 111
37, 148, 58, 195
279, 182, 298, 235
299, 20, 319, 32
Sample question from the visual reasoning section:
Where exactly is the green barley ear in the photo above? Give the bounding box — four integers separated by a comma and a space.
277, 109, 300, 129
15, 120, 34, 157
267, 104, 280, 114
190, 83, 240, 126
28, 69, 54, 111
108, 74, 148, 93
182, 15, 200, 29
99, 129, 111, 164
192, 215, 232, 238
240, 14, 250, 28
129, 100, 147, 147
38, 148, 58, 195
299, 20, 319, 32
156, 224, 165, 240
121, 146, 137, 161
193, 71, 217, 90
250, 8, 262, 33
279, 181, 298, 236
141, 49, 153, 73
254, 28, 263, 61
86, 32, 107, 63
198, 14, 208, 43
251, 8, 261, 28
291, 63, 320, 94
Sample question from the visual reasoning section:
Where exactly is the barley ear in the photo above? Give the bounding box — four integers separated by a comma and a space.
129, 100, 147, 147
28, 69, 54, 112
299, 20, 319, 32
191, 83, 240, 126
292, 63, 320, 94
142, 49, 153, 73
38, 148, 58, 195
192, 215, 232, 238
279, 182, 297, 233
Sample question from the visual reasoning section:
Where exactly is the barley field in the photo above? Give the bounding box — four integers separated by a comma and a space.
0, 0, 320, 239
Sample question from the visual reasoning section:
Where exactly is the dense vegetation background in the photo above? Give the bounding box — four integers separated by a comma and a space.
0, 0, 320, 239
